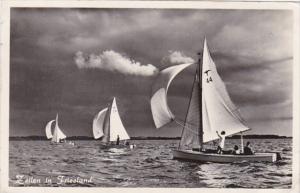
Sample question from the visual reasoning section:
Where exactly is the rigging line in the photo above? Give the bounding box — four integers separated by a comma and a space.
174, 119, 199, 135
175, 118, 200, 129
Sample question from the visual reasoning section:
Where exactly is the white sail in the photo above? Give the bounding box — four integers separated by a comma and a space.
201, 39, 250, 142
109, 97, 130, 141
150, 63, 194, 128
180, 72, 201, 149
93, 108, 108, 139
51, 114, 67, 143
45, 120, 55, 139
150, 38, 250, 149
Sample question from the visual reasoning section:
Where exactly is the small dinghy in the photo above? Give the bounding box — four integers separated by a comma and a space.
45, 113, 67, 144
93, 97, 131, 149
150, 38, 281, 163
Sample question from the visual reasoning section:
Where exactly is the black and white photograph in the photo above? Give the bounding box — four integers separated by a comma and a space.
1, 0, 299, 191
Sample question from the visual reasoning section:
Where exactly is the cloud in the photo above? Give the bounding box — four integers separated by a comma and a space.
161, 51, 195, 66
10, 8, 293, 137
74, 50, 158, 76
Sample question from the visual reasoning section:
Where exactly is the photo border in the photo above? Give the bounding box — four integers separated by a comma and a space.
1, 1, 299, 193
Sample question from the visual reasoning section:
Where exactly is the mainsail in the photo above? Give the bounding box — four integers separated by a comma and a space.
92, 97, 130, 142
51, 114, 67, 143
109, 98, 130, 141
200, 39, 250, 143
150, 38, 250, 149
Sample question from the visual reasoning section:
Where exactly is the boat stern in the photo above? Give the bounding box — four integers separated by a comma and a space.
271, 151, 282, 162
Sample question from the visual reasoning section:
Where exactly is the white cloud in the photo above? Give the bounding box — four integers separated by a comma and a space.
161, 51, 195, 65
74, 50, 158, 76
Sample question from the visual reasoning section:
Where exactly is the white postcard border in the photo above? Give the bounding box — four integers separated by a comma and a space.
1, 1, 299, 193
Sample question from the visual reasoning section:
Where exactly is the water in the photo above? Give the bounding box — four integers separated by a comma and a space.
9, 138, 292, 188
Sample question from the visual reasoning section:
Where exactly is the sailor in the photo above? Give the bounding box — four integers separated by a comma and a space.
116, 135, 120, 145
216, 131, 226, 154
243, 141, 254, 155
232, 145, 240, 155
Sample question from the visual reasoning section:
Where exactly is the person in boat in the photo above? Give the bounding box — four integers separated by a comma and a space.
130, 144, 136, 149
216, 131, 226, 154
244, 141, 254, 155
116, 135, 120, 145
232, 145, 240, 155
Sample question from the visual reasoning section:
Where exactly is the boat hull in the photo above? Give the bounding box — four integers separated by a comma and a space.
173, 149, 279, 163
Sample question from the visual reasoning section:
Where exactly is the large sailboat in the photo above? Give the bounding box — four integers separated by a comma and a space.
45, 114, 67, 143
93, 97, 130, 147
150, 38, 281, 163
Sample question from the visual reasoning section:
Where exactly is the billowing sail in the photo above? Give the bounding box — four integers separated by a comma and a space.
93, 108, 108, 139
45, 120, 55, 139
201, 39, 250, 142
150, 63, 194, 128
109, 97, 130, 141
100, 106, 110, 143
51, 114, 67, 143
150, 38, 250, 149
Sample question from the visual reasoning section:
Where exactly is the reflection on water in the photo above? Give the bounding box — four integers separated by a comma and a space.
9, 139, 292, 188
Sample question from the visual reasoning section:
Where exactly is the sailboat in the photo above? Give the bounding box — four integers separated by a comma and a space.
93, 97, 130, 147
45, 114, 67, 143
150, 38, 281, 163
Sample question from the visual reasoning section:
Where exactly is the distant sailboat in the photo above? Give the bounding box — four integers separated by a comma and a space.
150, 38, 281, 163
45, 114, 67, 143
93, 97, 130, 146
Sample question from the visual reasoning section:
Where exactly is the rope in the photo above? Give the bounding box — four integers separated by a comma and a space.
175, 118, 199, 128
174, 119, 199, 136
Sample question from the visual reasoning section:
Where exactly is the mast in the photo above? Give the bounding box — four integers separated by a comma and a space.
197, 51, 204, 150
55, 113, 58, 128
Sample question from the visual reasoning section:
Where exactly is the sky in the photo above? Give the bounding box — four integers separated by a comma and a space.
9, 8, 293, 137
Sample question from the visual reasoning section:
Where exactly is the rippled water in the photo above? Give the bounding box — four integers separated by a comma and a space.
9, 138, 292, 188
